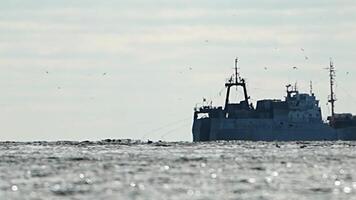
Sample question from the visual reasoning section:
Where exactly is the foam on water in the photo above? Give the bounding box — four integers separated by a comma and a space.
1, 140, 356, 200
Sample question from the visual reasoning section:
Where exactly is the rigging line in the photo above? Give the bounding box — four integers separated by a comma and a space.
205, 86, 226, 105
159, 121, 192, 140
213, 85, 226, 97
141, 117, 192, 140
337, 85, 356, 105
142, 117, 191, 139
250, 87, 281, 92
136, 111, 189, 124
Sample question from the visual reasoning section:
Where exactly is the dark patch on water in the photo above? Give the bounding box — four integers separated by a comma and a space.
309, 187, 333, 193
176, 157, 207, 162
250, 166, 265, 171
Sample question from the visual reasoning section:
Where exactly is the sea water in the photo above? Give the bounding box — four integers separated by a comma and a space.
1, 140, 356, 200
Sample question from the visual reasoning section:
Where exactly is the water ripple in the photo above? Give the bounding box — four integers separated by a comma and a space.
0, 141, 356, 199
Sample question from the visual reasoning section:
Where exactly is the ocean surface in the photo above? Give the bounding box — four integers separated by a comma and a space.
1, 140, 356, 200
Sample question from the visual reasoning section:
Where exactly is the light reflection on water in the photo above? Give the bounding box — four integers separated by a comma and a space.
1, 140, 356, 199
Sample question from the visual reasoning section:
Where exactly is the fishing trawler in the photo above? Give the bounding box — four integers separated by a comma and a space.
192, 59, 356, 141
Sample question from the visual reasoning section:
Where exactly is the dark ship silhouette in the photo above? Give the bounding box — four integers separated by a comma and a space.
192, 59, 356, 141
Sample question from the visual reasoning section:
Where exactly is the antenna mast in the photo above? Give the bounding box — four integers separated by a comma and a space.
234, 57, 239, 84
328, 59, 336, 117
224, 58, 250, 109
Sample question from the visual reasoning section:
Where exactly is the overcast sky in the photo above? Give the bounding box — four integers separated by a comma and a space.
1, 0, 356, 141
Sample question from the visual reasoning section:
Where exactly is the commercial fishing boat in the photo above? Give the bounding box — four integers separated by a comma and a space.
192, 59, 356, 141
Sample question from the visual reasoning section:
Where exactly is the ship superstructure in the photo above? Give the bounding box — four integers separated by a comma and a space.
192, 59, 356, 141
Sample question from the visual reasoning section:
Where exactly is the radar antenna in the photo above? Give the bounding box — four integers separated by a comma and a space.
328, 59, 337, 117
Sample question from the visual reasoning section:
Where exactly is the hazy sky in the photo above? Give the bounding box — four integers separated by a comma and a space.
1, 0, 356, 141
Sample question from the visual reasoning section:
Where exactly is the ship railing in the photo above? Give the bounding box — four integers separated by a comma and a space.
194, 105, 219, 112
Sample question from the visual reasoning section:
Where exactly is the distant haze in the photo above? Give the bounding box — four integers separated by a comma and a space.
1, 0, 356, 141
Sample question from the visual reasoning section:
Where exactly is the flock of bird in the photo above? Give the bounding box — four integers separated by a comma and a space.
44, 71, 108, 91
263, 48, 350, 76
44, 45, 351, 93
264, 48, 309, 71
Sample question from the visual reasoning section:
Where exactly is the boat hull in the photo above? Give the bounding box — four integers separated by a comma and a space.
192, 118, 356, 142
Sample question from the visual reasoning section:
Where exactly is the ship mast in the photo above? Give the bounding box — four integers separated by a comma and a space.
235, 58, 239, 84
224, 58, 250, 109
328, 59, 336, 117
